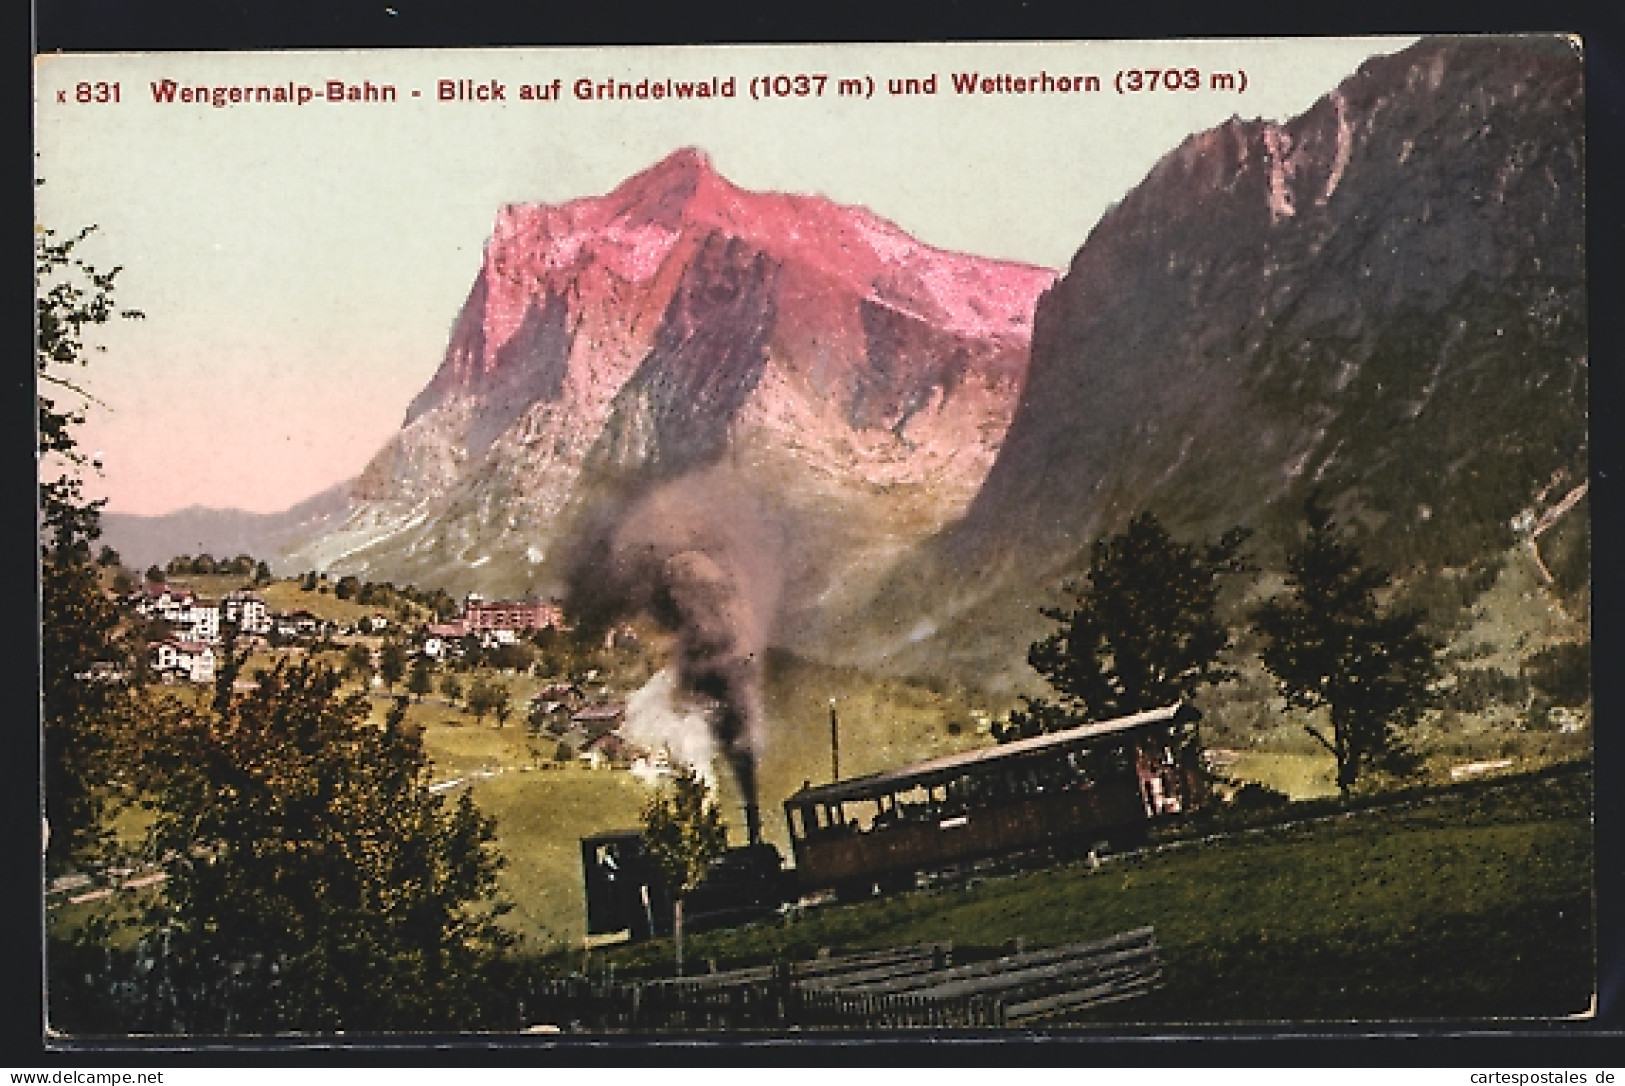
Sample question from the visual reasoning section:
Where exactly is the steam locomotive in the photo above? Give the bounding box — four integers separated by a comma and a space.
581, 702, 1205, 939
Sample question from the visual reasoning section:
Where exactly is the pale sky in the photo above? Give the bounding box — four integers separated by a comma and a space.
34, 37, 1413, 515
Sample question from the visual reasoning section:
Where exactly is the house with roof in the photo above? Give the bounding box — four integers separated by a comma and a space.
134, 583, 218, 641
579, 731, 644, 770
461, 593, 565, 635
570, 703, 626, 739
272, 610, 326, 638
150, 639, 216, 684
629, 745, 673, 784
220, 589, 272, 635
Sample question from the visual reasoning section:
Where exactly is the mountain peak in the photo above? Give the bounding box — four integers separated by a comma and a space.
603, 146, 731, 228
644, 145, 716, 181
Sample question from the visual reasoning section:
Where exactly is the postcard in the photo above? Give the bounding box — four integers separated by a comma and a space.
34, 35, 1591, 1039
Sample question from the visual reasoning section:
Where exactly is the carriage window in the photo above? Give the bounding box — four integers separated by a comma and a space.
893, 785, 933, 823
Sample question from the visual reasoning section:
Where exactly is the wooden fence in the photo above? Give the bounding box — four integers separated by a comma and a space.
522, 927, 1161, 1031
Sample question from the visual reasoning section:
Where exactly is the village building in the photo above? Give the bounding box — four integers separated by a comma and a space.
432, 594, 565, 639
463, 593, 565, 633
220, 589, 272, 635
181, 599, 219, 643
570, 703, 626, 739
75, 661, 128, 684
629, 745, 673, 784
134, 582, 193, 619
133, 582, 229, 643
150, 639, 216, 684
579, 731, 641, 770
536, 681, 583, 705
272, 610, 326, 638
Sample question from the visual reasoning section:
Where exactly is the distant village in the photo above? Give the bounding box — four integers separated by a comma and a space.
119, 577, 667, 780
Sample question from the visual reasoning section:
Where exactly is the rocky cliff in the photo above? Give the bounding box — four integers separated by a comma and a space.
282, 148, 1056, 640
861, 36, 1587, 681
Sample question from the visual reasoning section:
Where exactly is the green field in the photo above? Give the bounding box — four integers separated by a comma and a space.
404, 652, 996, 946
590, 764, 1594, 1022
1222, 752, 1340, 800
400, 696, 650, 944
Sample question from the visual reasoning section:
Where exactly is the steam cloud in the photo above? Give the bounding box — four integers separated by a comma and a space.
567, 467, 784, 828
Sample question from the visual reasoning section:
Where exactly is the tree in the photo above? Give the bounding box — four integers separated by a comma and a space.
335, 574, 361, 601
378, 640, 408, 692
344, 642, 374, 684
998, 511, 1249, 741
129, 672, 511, 1032
253, 560, 273, 585
1251, 498, 1440, 799
145, 564, 165, 584
465, 677, 509, 727
640, 766, 727, 976
408, 655, 435, 702
440, 673, 463, 706
37, 221, 142, 872
1523, 641, 1590, 709
489, 641, 535, 674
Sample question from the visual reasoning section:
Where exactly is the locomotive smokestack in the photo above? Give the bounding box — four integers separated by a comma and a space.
744, 801, 762, 846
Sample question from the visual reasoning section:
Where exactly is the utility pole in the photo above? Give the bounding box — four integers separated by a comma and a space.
829, 698, 840, 783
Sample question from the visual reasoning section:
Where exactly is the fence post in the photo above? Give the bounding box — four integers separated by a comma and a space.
774, 960, 793, 1028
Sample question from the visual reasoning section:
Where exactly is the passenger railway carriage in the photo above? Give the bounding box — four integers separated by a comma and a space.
782, 703, 1207, 899
582, 703, 1207, 937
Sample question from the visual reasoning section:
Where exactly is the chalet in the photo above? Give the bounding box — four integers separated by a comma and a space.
150, 639, 216, 684
220, 590, 272, 635
537, 682, 583, 704
580, 731, 639, 770
424, 622, 468, 654
272, 610, 325, 638
183, 599, 219, 643
478, 628, 518, 648
571, 703, 626, 738
549, 727, 588, 762
134, 582, 192, 618
528, 696, 577, 735
629, 745, 673, 784
135, 583, 216, 642
74, 661, 128, 684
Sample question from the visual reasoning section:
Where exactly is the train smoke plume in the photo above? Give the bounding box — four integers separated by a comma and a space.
567, 467, 784, 836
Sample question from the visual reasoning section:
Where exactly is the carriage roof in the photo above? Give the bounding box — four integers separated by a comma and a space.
785, 702, 1199, 808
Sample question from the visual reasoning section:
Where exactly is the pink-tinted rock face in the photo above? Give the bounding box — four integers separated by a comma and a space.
315, 149, 1056, 615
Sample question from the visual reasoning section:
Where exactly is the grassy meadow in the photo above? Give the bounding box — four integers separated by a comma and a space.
384, 651, 997, 947
589, 763, 1594, 1023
